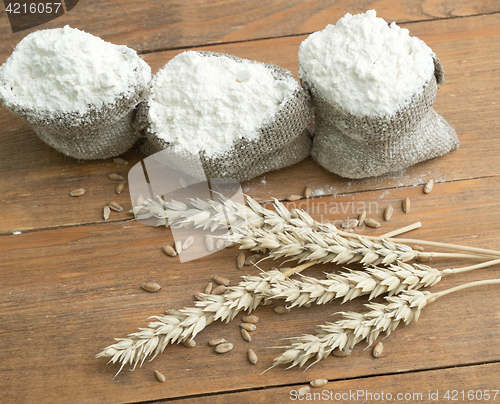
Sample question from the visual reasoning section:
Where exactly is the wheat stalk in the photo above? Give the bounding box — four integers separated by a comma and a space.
266, 258, 500, 309
265, 278, 500, 372
133, 195, 500, 262
97, 256, 500, 376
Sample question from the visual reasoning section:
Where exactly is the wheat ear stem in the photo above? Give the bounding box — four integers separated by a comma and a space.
338, 231, 500, 259
378, 222, 422, 238
430, 278, 500, 300
443, 258, 500, 275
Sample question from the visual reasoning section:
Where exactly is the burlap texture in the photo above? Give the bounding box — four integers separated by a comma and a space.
304, 57, 459, 179
139, 128, 312, 182
1, 66, 149, 160
134, 51, 312, 182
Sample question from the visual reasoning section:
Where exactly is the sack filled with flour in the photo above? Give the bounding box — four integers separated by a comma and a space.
0, 26, 151, 160
299, 10, 459, 179
134, 51, 312, 182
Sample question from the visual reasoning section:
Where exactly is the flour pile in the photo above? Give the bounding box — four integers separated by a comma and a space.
147, 51, 297, 157
0, 25, 151, 116
299, 10, 434, 117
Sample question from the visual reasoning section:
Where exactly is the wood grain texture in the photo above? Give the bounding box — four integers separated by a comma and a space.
172, 362, 500, 403
1, 176, 500, 403
1, 0, 498, 63
1, 14, 499, 234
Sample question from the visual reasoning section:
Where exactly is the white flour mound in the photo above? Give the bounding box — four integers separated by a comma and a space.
147, 51, 297, 157
299, 10, 435, 117
0, 25, 151, 115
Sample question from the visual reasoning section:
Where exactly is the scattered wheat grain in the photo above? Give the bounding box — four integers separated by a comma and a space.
365, 218, 380, 228
113, 157, 129, 166
211, 285, 226, 295
208, 338, 226, 346
241, 329, 252, 342
214, 275, 230, 287
182, 236, 194, 250
372, 342, 384, 358
237, 252, 245, 269
274, 306, 290, 314
245, 254, 261, 266
115, 181, 126, 194
304, 186, 312, 198
70, 188, 85, 197
141, 283, 161, 293
162, 245, 177, 257
154, 370, 166, 382
204, 282, 213, 294
333, 348, 352, 357
240, 323, 256, 332
205, 235, 215, 252
242, 315, 259, 324
182, 339, 196, 348
424, 180, 434, 194
384, 205, 393, 221
108, 173, 124, 181
403, 197, 411, 213
108, 201, 123, 212
310, 379, 328, 388
175, 240, 183, 255
103, 205, 110, 220
215, 343, 233, 354
248, 349, 258, 364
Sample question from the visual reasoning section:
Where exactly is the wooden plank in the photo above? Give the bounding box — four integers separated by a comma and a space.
1, 0, 498, 63
1, 176, 500, 403
1, 14, 499, 234
172, 362, 500, 403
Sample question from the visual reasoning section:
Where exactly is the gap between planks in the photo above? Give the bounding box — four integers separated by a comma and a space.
138, 11, 500, 56
125, 359, 500, 404
0, 173, 497, 237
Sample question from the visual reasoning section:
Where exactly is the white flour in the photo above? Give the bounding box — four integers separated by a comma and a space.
147, 51, 297, 157
298, 10, 434, 117
0, 25, 151, 115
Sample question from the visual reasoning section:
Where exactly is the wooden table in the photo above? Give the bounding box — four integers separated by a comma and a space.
1, 2, 500, 403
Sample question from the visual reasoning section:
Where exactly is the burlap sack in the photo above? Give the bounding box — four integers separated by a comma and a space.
304, 57, 459, 179
1, 68, 149, 160
134, 51, 312, 182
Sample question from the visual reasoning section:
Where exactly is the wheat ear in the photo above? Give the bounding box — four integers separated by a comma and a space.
265, 278, 500, 372
96, 263, 314, 377
266, 258, 500, 308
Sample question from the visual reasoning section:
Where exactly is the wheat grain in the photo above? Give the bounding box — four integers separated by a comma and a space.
108, 173, 124, 181
215, 342, 234, 353
113, 157, 129, 166
242, 315, 259, 324
208, 338, 226, 346
70, 188, 85, 197
154, 370, 166, 382
241, 329, 252, 342
240, 323, 256, 332
372, 342, 383, 358
424, 180, 434, 194
141, 283, 161, 293
248, 349, 258, 364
